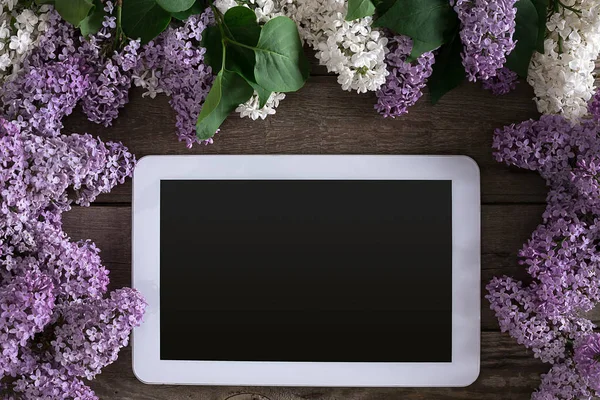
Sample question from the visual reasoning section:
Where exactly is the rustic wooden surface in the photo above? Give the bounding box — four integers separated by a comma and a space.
62, 62, 558, 400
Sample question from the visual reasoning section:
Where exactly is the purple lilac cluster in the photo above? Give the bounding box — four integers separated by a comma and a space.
482, 67, 518, 95
79, 1, 141, 127
0, 6, 145, 399
375, 35, 435, 118
574, 334, 600, 391
589, 88, 600, 121
134, 10, 214, 147
487, 111, 600, 397
452, 0, 518, 82
0, 116, 144, 399
1, 3, 141, 132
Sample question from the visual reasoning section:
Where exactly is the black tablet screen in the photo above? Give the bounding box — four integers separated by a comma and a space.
160, 180, 452, 362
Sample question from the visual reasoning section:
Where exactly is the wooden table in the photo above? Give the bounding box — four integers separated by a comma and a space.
62, 61, 565, 399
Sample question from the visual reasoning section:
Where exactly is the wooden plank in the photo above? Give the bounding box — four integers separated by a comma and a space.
88, 332, 548, 400
63, 77, 547, 205
61, 203, 594, 333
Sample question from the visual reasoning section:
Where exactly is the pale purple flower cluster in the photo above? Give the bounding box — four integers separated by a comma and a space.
134, 11, 215, 147
81, 40, 141, 126
452, 0, 518, 82
3, 3, 142, 132
574, 334, 600, 391
488, 110, 600, 397
532, 362, 594, 400
0, 117, 144, 399
589, 88, 600, 121
482, 67, 518, 95
375, 35, 435, 118
1, 58, 89, 136
79, 2, 141, 127
0, 6, 145, 399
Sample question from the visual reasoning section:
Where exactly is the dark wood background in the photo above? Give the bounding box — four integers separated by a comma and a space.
61, 57, 582, 399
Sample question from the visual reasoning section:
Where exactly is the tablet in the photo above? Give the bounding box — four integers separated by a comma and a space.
132, 155, 480, 387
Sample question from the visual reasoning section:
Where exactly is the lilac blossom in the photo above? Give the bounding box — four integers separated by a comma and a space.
375, 35, 435, 118
482, 67, 518, 95
79, 1, 142, 127
488, 96, 600, 398
1, 57, 90, 137
532, 362, 594, 400
590, 89, 600, 121
81, 40, 141, 126
12, 364, 99, 400
134, 11, 215, 147
574, 333, 600, 390
452, 0, 518, 82
52, 288, 146, 379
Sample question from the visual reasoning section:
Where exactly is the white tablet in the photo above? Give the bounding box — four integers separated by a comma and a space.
132, 155, 480, 387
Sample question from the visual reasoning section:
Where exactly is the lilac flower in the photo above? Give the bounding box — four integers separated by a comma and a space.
80, 1, 142, 127
452, 0, 518, 82
1, 57, 90, 137
375, 35, 435, 118
12, 364, 99, 400
492, 115, 600, 183
532, 362, 594, 400
486, 276, 594, 363
0, 270, 55, 377
52, 288, 146, 379
0, 115, 144, 396
589, 89, 600, 121
81, 40, 141, 126
134, 11, 215, 147
482, 67, 518, 95
574, 333, 600, 390
488, 96, 600, 398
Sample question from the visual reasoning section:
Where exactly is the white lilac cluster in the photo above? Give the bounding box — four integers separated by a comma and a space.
527, 0, 600, 121
213, 0, 287, 121
236, 91, 286, 120
213, 0, 388, 120
0, 0, 50, 82
279, 0, 389, 93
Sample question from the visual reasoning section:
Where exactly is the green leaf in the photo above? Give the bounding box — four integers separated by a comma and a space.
55, 0, 94, 27
171, 0, 205, 20
249, 82, 272, 108
201, 25, 224, 72
34, 0, 54, 4
346, 0, 376, 20
79, 0, 106, 37
196, 69, 254, 140
373, 0, 458, 49
373, 0, 395, 14
532, 0, 549, 53
254, 16, 309, 93
505, 0, 538, 78
156, 0, 195, 12
224, 6, 261, 45
408, 39, 439, 61
427, 36, 465, 105
122, 0, 172, 44
222, 7, 261, 83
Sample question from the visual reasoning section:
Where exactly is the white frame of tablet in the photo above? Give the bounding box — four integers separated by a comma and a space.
132, 155, 480, 387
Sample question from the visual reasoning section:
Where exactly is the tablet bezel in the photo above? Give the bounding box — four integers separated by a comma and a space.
132, 155, 480, 387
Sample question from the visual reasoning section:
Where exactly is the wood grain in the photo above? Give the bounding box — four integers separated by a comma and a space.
88, 333, 547, 400
58, 68, 565, 399
63, 77, 547, 205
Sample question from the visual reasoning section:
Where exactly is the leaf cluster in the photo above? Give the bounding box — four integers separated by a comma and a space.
121, 0, 207, 44
34, 0, 107, 36
197, 6, 309, 140
346, 0, 551, 103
